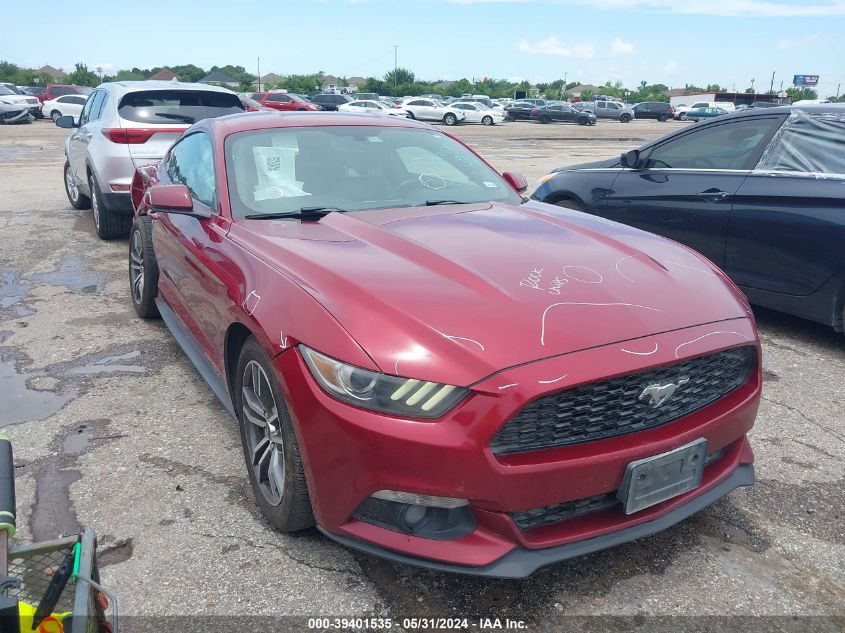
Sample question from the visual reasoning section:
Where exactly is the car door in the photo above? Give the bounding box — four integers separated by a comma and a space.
558, 105, 578, 124
726, 112, 845, 297
602, 115, 786, 265
67, 90, 105, 185
595, 102, 609, 119
152, 131, 229, 360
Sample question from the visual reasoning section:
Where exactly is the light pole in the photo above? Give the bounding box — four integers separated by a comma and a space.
393, 44, 398, 97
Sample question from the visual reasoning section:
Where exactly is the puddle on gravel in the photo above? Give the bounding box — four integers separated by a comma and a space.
30, 420, 114, 541
0, 357, 71, 426
0, 269, 32, 310
30, 256, 109, 295
66, 350, 146, 376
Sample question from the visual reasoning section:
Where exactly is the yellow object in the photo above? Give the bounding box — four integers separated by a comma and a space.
17, 601, 71, 633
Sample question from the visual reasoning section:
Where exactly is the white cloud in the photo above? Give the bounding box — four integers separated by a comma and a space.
517, 37, 595, 59
447, 0, 845, 17
779, 33, 821, 49
610, 37, 635, 56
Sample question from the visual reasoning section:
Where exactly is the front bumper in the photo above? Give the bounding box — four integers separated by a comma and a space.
275, 318, 760, 575
320, 462, 754, 578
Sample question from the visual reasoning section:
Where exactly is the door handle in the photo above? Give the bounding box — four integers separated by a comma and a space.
697, 190, 730, 202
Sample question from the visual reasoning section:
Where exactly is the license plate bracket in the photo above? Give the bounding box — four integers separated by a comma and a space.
617, 438, 708, 514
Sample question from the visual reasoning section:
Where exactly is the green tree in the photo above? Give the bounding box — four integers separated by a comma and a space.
786, 86, 818, 101
65, 63, 100, 87
170, 64, 206, 83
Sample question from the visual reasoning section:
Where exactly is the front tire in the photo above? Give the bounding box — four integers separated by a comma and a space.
443, 113, 458, 126
129, 216, 160, 319
539, 115, 551, 124
50, 110, 61, 122
89, 171, 128, 240
406, 111, 416, 120
482, 115, 494, 126
578, 117, 590, 126
620, 113, 632, 123
235, 337, 315, 532
64, 160, 90, 210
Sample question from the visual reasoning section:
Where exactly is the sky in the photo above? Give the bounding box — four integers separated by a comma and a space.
7, 0, 844, 97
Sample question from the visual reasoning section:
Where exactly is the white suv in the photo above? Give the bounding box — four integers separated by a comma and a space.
57, 81, 244, 239
400, 98, 466, 125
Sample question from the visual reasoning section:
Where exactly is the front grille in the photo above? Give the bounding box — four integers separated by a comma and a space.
491, 346, 755, 455
510, 493, 619, 530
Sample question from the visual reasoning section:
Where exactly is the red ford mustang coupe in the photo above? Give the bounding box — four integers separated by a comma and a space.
128, 111, 761, 577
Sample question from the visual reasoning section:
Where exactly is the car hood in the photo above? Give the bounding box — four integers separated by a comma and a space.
553, 156, 620, 172
238, 202, 748, 386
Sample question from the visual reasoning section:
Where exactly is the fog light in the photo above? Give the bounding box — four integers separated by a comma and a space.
353, 492, 476, 540
399, 504, 429, 531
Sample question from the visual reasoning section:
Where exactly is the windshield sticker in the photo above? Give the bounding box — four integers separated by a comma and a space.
366, 136, 383, 143
483, 181, 498, 188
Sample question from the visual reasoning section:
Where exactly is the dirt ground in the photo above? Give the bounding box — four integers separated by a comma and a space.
0, 117, 842, 632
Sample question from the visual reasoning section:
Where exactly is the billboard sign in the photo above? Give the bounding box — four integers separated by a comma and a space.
793, 75, 819, 86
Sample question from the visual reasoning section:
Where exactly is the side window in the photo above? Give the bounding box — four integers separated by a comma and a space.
758, 114, 845, 175
91, 91, 109, 121
644, 117, 785, 170
608, 103, 619, 110
69, 96, 87, 105
407, 100, 425, 106
166, 133, 216, 209
597, 102, 606, 109
78, 93, 96, 125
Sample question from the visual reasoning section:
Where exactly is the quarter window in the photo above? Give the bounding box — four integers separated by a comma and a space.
166, 133, 216, 209
758, 113, 845, 175
643, 118, 785, 170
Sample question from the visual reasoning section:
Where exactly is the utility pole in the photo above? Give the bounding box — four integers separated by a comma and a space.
257, 57, 261, 92
769, 71, 775, 94
750, 78, 755, 92
393, 44, 398, 97
837, 83, 841, 99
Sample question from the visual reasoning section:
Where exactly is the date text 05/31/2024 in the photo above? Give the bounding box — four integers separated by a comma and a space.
307, 617, 528, 630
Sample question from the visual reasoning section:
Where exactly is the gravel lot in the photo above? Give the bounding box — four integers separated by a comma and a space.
0, 118, 842, 631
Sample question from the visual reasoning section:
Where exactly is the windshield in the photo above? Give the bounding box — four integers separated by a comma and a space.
1, 84, 23, 94
118, 90, 244, 124
226, 125, 522, 218
0, 86, 15, 96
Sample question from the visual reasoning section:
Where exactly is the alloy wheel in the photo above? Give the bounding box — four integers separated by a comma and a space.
65, 167, 79, 204
90, 175, 100, 229
129, 229, 145, 304
241, 360, 286, 507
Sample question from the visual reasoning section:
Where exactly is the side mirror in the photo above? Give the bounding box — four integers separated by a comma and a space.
502, 171, 528, 194
621, 149, 642, 169
55, 115, 77, 129
144, 184, 211, 219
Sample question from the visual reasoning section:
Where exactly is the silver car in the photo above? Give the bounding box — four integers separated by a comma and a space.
57, 81, 244, 239
575, 100, 635, 123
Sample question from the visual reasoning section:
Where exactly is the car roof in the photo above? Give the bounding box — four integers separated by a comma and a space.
96, 81, 237, 97
202, 111, 438, 137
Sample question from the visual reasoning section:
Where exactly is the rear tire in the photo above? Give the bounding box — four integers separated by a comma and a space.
555, 198, 584, 212
129, 216, 160, 319
89, 171, 129, 240
407, 111, 415, 120
482, 115, 494, 126
235, 337, 315, 532
64, 160, 90, 210
578, 117, 590, 126
620, 113, 632, 123
50, 110, 61, 122
658, 114, 669, 122
443, 113, 457, 126
539, 115, 551, 124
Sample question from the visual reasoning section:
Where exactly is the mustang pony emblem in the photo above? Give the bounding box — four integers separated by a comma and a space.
639, 378, 689, 408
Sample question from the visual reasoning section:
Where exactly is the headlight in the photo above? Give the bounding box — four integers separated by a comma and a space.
535, 172, 557, 187
300, 346, 467, 418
